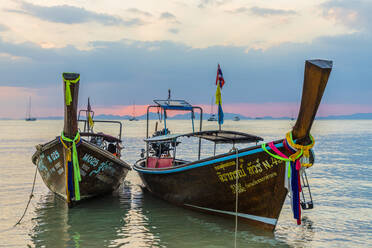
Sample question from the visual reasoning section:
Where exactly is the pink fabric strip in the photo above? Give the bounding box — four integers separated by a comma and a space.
268, 142, 289, 159
296, 159, 301, 171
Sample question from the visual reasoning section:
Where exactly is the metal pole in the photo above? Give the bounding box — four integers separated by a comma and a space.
164, 109, 167, 134
191, 110, 195, 133
146, 106, 150, 167
197, 107, 203, 160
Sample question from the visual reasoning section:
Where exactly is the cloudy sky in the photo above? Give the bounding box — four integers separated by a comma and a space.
0, 0, 371, 118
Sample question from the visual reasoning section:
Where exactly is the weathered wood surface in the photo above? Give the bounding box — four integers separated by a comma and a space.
292, 60, 332, 143
33, 139, 130, 201
135, 140, 289, 230
63, 73, 80, 139
31, 72, 131, 205
134, 59, 333, 230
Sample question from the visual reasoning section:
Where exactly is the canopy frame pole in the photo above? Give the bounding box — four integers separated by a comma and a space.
196, 106, 203, 160
164, 109, 167, 135
191, 110, 195, 133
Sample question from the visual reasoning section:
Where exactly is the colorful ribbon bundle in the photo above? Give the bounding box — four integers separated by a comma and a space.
262, 131, 315, 225
60, 131, 81, 202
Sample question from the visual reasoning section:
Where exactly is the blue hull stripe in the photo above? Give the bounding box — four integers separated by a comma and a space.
184, 204, 277, 226
134, 142, 284, 174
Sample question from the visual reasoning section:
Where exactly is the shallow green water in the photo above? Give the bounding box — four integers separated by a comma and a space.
0, 120, 371, 247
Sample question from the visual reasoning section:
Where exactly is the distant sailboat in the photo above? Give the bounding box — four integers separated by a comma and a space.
25, 96, 36, 121
129, 101, 139, 121
207, 96, 217, 121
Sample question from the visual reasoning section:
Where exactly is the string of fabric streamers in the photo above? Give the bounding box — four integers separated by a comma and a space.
262, 131, 314, 225
60, 131, 82, 202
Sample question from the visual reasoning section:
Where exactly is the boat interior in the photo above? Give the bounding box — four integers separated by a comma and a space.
78, 108, 123, 158
138, 128, 264, 169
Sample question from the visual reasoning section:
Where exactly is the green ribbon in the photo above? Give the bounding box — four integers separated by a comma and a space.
63, 75, 80, 106
261, 143, 303, 162
61, 131, 81, 201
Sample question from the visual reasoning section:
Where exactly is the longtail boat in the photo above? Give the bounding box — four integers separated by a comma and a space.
133, 60, 333, 230
32, 73, 131, 207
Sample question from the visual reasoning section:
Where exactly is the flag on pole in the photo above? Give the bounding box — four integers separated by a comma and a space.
87, 97, 94, 128
215, 64, 225, 88
215, 64, 225, 125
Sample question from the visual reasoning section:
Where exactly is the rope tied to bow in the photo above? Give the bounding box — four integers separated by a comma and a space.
261, 131, 316, 225
60, 131, 81, 201
285, 131, 314, 167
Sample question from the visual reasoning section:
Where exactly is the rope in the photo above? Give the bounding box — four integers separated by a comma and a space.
234, 147, 239, 248
14, 165, 38, 226
286, 132, 314, 167
63, 75, 80, 106
60, 131, 81, 201
261, 131, 316, 225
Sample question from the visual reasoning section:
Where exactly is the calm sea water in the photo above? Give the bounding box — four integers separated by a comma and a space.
0, 120, 371, 247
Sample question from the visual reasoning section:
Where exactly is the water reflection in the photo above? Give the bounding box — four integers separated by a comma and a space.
29, 179, 290, 248
3, 120, 371, 247
118, 182, 289, 248
30, 189, 130, 248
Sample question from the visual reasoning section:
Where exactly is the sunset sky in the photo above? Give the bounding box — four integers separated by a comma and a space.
1, 0, 371, 118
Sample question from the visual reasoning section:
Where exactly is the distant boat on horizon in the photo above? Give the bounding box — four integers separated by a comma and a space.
25, 96, 37, 121
129, 101, 139, 121
207, 114, 218, 121
233, 116, 240, 121
207, 96, 218, 121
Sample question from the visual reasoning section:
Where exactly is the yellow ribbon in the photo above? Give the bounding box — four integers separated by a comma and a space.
63, 74, 80, 106
286, 131, 315, 167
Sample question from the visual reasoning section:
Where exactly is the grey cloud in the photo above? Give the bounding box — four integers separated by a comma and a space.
226, 6, 296, 16
226, 7, 249, 14
0, 33, 371, 107
321, 0, 372, 32
250, 7, 296, 16
160, 12, 176, 20
198, 0, 230, 9
0, 24, 8, 32
7, 1, 144, 26
126, 8, 152, 17
168, 28, 179, 34
160, 12, 180, 24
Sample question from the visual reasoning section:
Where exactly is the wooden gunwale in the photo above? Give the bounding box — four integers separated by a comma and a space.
134, 139, 283, 174
33, 138, 131, 170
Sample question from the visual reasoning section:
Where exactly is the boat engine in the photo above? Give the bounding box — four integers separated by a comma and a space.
150, 128, 180, 157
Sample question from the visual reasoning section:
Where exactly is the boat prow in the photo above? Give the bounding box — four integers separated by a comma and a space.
32, 73, 131, 206
133, 59, 333, 230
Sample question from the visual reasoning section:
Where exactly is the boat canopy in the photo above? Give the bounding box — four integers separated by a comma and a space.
153, 99, 194, 111
145, 130, 263, 144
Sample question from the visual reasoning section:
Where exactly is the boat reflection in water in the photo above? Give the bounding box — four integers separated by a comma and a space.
29, 183, 160, 248
30, 189, 129, 247
29, 178, 290, 247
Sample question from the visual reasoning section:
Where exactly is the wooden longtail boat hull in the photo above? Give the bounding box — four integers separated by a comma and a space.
135, 141, 291, 230
134, 59, 333, 230
31, 72, 131, 205
32, 138, 130, 202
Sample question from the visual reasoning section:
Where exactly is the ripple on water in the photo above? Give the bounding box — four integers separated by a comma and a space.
1, 120, 372, 247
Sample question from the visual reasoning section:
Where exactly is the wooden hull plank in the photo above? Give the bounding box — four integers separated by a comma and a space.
33, 138, 130, 203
